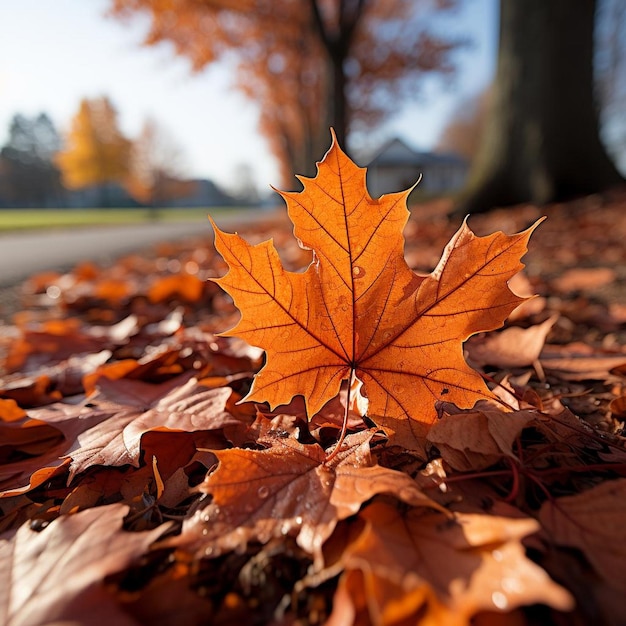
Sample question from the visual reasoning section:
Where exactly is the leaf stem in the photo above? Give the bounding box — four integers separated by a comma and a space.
324, 369, 354, 463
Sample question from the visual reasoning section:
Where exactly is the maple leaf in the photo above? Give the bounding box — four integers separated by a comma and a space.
212, 132, 540, 425
171, 430, 440, 566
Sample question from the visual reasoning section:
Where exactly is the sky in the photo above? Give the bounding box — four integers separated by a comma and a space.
0, 0, 498, 193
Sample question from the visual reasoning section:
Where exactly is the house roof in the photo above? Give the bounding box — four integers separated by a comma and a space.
367, 137, 466, 168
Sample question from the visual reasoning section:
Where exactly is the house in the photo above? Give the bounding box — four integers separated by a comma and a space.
167, 178, 236, 208
65, 182, 139, 208
64, 177, 235, 209
364, 137, 468, 197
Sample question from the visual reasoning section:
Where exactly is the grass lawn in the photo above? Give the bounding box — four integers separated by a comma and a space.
0, 207, 244, 231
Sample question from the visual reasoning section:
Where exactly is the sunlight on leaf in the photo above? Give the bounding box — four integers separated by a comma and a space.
212, 132, 541, 425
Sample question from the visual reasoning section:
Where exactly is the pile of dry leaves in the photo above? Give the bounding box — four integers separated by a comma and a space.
1, 141, 625, 626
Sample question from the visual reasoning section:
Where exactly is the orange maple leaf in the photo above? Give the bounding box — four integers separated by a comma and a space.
211, 132, 541, 425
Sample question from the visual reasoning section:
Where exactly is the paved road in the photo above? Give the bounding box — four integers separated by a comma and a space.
0, 209, 277, 287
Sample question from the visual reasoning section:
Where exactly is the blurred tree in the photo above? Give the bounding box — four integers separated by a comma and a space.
0, 113, 64, 207
56, 97, 132, 205
458, 0, 623, 213
108, 0, 466, 185
435, 88, 489, 160
229, 163, 260, 205
126, 117, 188, 206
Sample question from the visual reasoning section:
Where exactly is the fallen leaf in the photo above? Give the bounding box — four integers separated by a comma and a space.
0, 374, 62, 408
82, 359, 141, 396
539, 478, 626, 594
172, 430, 440, 565
148, 273, 205, 303
0, 401, 110, 497
0, 399, 26, 422
212, 132, 540, 425
2, 350, 112, 401
540, 343, 626, 380
506, 272, 546, 321
327, 567, 453, 626
427, 403, 536, 471
551, 267, 616, 293
117, 561, 213, 626
609, 394, 626, 419
63, 375, 242, 479
330, 501, 572, 624
94, 278, 133, 304
466, 315, 558, 369
4, 319, 109, 373
0, 503, 170, 626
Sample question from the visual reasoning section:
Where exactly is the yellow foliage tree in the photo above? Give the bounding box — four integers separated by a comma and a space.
57, 97, 131, 192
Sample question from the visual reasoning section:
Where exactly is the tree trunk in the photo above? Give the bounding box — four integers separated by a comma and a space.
328, 50, 348, 148
458, 0, 623, 213
307, 0, 365, 166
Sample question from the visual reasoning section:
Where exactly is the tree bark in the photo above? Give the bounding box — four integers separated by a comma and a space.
458, 0, 623, 214
308, 0, 366, 154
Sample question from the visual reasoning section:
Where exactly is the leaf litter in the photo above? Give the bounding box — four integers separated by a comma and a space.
0, 136, 625, 625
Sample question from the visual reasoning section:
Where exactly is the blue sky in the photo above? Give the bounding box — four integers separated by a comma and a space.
0, 0, 497, 192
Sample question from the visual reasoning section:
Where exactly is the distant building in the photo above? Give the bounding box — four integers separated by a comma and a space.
167, 178, 236, 208
364, 137, 468, 197
66, 182, 139, 208
0, 174, 238, 209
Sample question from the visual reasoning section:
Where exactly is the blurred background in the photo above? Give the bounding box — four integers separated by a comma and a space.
0, 0, 624, 216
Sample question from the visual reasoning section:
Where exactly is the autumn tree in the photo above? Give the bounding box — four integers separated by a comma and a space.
108, 0, 465, 185
56, 97, 132, 206
126, 117, 188, 207
0, 113, 64, 207
457, 0, 624, 213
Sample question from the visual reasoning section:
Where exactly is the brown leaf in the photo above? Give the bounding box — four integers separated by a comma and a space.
2, 350, 113, 401
118, 562, 213, 626
327, 567, 453, 626
0, 401, 108, 497
329, 501, 572, 624
0, 503, 170, 626
427, 403, 536, 471
551, 267, 616, 294
4, 318, 110, 373
540, 343, 626, 380
507, 272, 546, 321
172, 430, 440, 565
212, 133, 541, 425
539, 478, 626, 594
63, 375, 242, 479
466, 315, 558, 369
0, 374, 62, 408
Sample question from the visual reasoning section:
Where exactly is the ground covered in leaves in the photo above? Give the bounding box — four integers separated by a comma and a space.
1, 190, 626, 626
